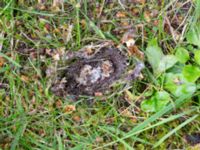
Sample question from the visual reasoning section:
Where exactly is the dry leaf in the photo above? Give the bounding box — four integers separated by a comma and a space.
0, 57, 5, 67
94, 92, 103, 97
144, 11, 151, 23
52, 0, 63, 7
64, 105, 76, 113
72, 115, 81, 122
52, 53, 60, 61
153, 20, 159, 26
45, 48, 54, 56
75, 2, 81, 8
62, 24, 73, 44
119, 107, 137, 123
45, 48, 61, 61
120, 21, 130, 27
130, 116, 137, 123
38, 129, 46, 137
135, 0, 146, 5
131, 8, 140, 16
20, 75, 29, 83
80, 19, 87, 29
124, 90, 135, 103
128, 45, 144, 60
85, 46, 94, 55
51, 6, 61, 12
105, 117, 115, 124
18, 0, 25, 4
38, 0, 46, 3
44, 23, 51, 32
121, 30, 144, 59
55, 100, 62, 108
119, 108, 132, 117
53, 28, 60, 34
121, 29, 136, 44
126, 39, 135, 47
95, 137, 103, 143
57, 47, 65, 57
116, 11, 126, 18
37, 4, 46, 10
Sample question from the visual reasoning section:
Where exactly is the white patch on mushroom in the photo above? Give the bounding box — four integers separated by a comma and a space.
76, 65, 92, 85
101, 60, 114, 79
89, 67, 101, 83
76, 60, 114, 85
76, 65, 102, 85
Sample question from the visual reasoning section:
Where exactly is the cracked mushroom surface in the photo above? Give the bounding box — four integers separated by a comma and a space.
51, 46, 143, 97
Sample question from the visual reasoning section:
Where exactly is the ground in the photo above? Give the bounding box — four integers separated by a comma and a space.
0, 0, 200, 149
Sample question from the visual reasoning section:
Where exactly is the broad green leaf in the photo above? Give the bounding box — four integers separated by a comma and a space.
175, 47, 190, 63
167, 63, 184, 74
164, 73, 196, 97
194, 50, 200, 65
182, 65, 200, 82
186, 24, 200, 48
141, 98, 155, 112
141, 91, 171, 112
157, 55, 178, 73
154, 91, 171, 111
146, 39, 164, 73
146, 39, 177, 74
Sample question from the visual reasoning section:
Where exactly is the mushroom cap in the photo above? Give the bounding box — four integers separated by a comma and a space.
61, 47, 127, 96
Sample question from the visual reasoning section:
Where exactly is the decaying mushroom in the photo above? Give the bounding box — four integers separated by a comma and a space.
50, 43, 144, 97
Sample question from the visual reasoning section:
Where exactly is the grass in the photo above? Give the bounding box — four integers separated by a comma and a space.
0, 0, 200, 149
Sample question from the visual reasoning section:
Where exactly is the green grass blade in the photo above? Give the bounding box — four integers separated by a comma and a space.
28, 136, 55, 150
124, 94, 191, 138
138, 109, 196, 134
81, 12, 106, 39
98, 126, 134, 150
0, 52, 21, 67
10, 7, 55, 17
96, 94, 191, 149
193, 0, 200, 26
75, 2, 81, 47
11, 121, 27, 150
0, 0, 13, 16
154, 114, 199, 148
57, 135, 64, 150
99, 126, 153, 146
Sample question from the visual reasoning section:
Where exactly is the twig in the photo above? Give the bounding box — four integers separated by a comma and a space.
0, 32, 4, 51
164, 16, 177, 44
97, 0, 105, 18
118, 0, 126, 10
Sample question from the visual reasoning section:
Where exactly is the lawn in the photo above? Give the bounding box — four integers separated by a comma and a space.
0, 0, 200, 149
